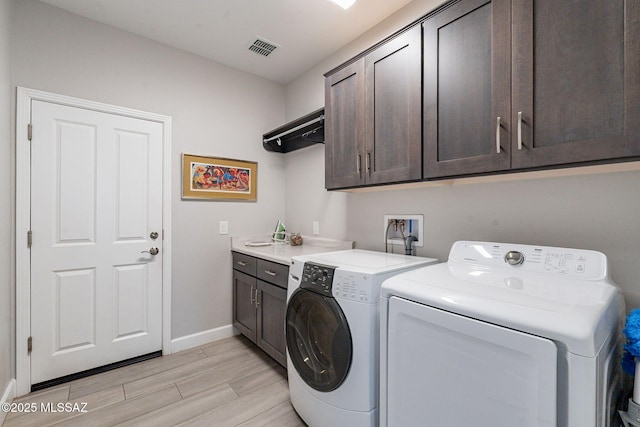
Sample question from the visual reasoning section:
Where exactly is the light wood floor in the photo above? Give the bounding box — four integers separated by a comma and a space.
3, 335, 306, 427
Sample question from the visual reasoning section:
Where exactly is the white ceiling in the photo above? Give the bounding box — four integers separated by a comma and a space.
39, 0, 415, 84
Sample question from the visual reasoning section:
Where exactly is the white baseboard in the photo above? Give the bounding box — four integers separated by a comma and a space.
0, 378, 16, 425
170, 324, 238, 353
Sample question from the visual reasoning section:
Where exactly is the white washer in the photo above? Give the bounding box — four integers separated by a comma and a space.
286, 249, 438, 427
379, 241, 626, 427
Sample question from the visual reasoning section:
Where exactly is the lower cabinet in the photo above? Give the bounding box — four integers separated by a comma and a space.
255, 279, 287, 366
232, 270, 258, 342
232, 252, 287, 367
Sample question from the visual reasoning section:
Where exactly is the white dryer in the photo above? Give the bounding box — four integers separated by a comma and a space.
379, 241, 626, 427
286, 249, 438, 427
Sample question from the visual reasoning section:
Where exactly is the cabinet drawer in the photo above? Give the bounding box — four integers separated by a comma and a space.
257, 259, 289, 289
232, 252, 257, 276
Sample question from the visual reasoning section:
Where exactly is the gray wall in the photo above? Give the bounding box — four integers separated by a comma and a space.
1, 0, 13, 398
11, 0, 288, 340
284, 0, 640, 309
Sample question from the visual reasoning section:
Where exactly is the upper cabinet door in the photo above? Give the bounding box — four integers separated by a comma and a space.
424, 0, 511, 178
511, 0, 640, 169
325, 60, 366, 189
365, 26, 422, 185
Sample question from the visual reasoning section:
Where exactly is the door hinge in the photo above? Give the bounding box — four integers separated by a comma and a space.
27, 124, 33, 141
27, 230, 33, 248
27, 336, 32, 354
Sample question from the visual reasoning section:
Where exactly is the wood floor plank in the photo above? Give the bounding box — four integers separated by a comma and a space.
9, 384, 69, 405
51, 385, 182, 427
200, 334, 255, 357
114, 383, 238, 427
228, 361, 287, 397
68, 384, 125, 411
3, 385, 70, 426
174, 379, 291, 427
3, 385, 125, 427
176, 353, 275, 398
123, 344, 253, 398
236, 400, 307, 427
68, 347, 206, 400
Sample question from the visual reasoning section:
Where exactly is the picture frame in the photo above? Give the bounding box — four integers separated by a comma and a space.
182, 153, 257, 201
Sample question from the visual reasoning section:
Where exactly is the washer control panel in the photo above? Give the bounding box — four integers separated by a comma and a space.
301, 263, 378, 302
332, 272, 375, 303
300, 262, 336, 296
450, 241, 608, 279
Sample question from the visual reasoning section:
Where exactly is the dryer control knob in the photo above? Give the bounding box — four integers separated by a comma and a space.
504, 251, 525, 266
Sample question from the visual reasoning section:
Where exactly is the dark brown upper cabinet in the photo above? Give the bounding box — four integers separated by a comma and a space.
511, 0, 640, 169
325, 26, 422, 189
325, 60, 365, 189
326, 0, 640, 188
424, 0, 511, 178
425, 0, 640, 178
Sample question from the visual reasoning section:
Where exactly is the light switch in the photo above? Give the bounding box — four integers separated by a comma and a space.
312, 221, 320, 235
219, 221, 229, 235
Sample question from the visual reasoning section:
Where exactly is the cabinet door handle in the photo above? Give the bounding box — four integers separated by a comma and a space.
517, 111, 523, 150
496, 116, 501, 154
250, 286, 256, 304
256, 289, 261, 308
366, 152, 371, 172
356, 154, 361, 174
264, 270, 277, 277
236, 261, 248, 267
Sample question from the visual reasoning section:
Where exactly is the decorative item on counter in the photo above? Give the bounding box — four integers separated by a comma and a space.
272, 220, 286, 242
290, 232, 303, 246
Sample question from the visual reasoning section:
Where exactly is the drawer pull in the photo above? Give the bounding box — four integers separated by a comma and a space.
264, 270, 278, 277
237, 261, 248, 266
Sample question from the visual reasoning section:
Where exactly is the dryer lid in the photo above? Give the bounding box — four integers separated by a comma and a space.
381, 241, 625, 357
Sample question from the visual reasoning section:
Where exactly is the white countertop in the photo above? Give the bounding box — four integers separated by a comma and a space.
231, 235, 355, 265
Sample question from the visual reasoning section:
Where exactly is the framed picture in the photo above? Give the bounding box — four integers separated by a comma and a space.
182, 153, 257, 201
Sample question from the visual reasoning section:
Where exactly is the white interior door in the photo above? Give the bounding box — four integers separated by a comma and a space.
30, 100, 163, 384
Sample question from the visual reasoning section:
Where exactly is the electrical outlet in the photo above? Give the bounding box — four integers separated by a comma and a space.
383, 215, 423, 248
219, 220, 229, 235
312, 221, 320, 235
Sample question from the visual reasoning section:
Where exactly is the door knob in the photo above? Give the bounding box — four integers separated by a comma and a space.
141, 247, 159, 255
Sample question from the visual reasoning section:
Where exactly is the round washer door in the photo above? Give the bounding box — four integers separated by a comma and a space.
286, 289, 352, 392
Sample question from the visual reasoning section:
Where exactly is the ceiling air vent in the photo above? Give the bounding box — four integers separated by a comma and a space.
248, 37, 279, 57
